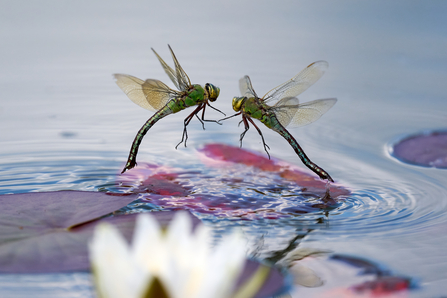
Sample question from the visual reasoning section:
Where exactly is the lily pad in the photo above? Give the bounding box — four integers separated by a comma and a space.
352, 276, 412, 294
118, 164, 191, 196
0, 190, 289, 295
198, 143, 348, 197
330, 255, 413, 294
0, 191, 138, 273
115, 144, 349, 219
391, 131, 447, 168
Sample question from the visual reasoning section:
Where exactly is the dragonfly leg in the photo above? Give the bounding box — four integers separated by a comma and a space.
218, 112, 241, 124
199, 104, 222, 126
246, 117, 271, 159
206, 102, 226, 116
239, 115, 250, 148
176, 104, 203, 149
194, 112, 206, 130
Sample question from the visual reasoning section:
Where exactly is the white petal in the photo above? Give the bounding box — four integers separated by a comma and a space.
180, 225, 213, 298
132, 213, 166, 274
163, 212, 195, 298
197, 231, 247, 298
89, 223, 151, 298
165, 212, 195, 272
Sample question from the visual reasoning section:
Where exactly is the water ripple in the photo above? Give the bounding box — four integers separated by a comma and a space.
2, 146, 447, 242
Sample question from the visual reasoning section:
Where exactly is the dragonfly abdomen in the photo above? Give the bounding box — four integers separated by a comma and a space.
122, 105, 174, 173
272, 120, 334, 182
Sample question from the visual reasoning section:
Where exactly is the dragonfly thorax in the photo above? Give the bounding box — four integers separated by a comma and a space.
205, 83, 220, 102
232, 96, 246, 112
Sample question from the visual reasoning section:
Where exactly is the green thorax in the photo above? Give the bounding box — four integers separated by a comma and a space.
167, 84, 205, 113
242, 97, 279, 129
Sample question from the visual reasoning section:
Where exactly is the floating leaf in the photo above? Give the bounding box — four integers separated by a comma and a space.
0, 190, 139, 273
118, 164, 190, 196
392, 131, 447, 168
141, 144, 349, 219
112, 144, 350, 219
199, 144, 348, 197
351, 276, 412, 294
331, 254, 413, 294
0, 190, 289, 295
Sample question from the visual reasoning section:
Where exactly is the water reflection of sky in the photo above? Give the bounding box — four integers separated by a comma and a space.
0, 1, 447, 297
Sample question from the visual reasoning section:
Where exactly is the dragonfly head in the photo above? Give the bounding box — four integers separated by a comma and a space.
205, 83, 220, 102
232, 97, 246, 112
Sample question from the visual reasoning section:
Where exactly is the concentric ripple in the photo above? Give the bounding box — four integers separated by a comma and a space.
0, 150, 121, 194
2, 143, 447, 243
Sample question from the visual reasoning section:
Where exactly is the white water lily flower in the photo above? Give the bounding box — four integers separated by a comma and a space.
89, 222, 151, 298
89, 212, 247, 298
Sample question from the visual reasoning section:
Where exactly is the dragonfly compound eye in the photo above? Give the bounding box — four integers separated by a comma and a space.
205, 83, 220, 102
232, 97, 245, 112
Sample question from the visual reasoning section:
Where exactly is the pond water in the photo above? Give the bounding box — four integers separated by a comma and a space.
1, 1, 447, 297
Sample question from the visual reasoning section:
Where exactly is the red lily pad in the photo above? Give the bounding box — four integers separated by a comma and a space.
198, 143, 348, 197
117, 144, 349, 219
118, 164, 191, 196
330, 254, 413, 294
0, 191, 138, 273
351, 276, 412, 294
392, 131, 447, 168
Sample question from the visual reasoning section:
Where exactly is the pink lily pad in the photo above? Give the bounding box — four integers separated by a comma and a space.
351, 276, 412, 294
392, 131, 447, 168
117, 144, 349, 219
118, 164, 191, 196
198, 143, 348, 197
0, 191, 138, 273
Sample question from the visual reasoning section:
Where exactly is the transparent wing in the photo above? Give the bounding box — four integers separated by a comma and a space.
114, 74, 178, 112
262, 61, 329, 106
272, 97, 337, 128
239, 75, 258, 98
151, 45, 191, 92
272, 97, 300, 127
168, 45, 191, 91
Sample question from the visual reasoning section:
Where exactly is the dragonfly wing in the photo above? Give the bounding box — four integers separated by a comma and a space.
168, 45, 192, 92
271, 97, 300, 127
239, 75, 258, 98
274, 98, 337, 128
151, 46, 191, 91
151, 48, 180, 90
262, 61, 329, 106
114, 74, 176, 111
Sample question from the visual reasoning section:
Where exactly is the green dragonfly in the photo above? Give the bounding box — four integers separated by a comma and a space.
114, 45, 222, 173
222, 61, 337, 182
